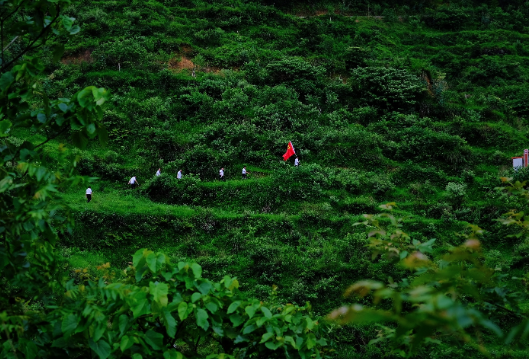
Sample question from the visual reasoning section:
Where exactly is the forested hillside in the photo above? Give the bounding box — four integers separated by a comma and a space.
4, 0, 529, 358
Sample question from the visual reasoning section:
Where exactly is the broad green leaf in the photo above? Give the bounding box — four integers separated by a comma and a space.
196, 281, 213, 295
150, 282, 169, 306
191, 292, 202, 303
135, 265, 149, 282
146, 251, 158, 272
223, 276, 233, 289
37, 113, 47, 123
205, 301, 218, 314
61, 313, 78, 336
93, 322, 106, 342
157, 252, 167, 269
62, 16, 74, 30
212, 325, 224, 337
0, 176, 13, 193
97, 125, 109, 146
132, 355, 143, 359
52, 44, 65, 62
306, 333, 317, 349
144, 329, 164, 350
234, 335, 248, 344
316, 337, 327, 346
265, 341, 281, 350
480, 319, 503, 337
261, 307, 272, 319
242, 324, 257, 334
58, 103, 68, 113
178, 302, 189, 321
295, 336, 304, 349
227, 301, 241, 314
229, 313, 245, 327
164, 350, 184, 359
163, 309, 177, 337
87, 123, 96, 135
120, 335, 133, 352
285, 336, 297, 349
89, 339, 111, 359
70, 25, 81, 34
256, 316, 268, 327
52, 337, 68, 348
245, 305, 257, 319
191, 263, 202, 278
260, 332, 274, 343
20, 339, 38, 359
0, 72, 14, 92
77, 87, 94, 108
133, 248, 147, 268
131, 291, 150, 318
196, 308, 210, 331
119, 315, 128, 336
0, 120, 12, 137
72, 131, 89, 149
305, 317, 314, 330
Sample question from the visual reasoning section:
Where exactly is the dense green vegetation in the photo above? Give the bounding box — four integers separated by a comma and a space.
5, 0, 529, 358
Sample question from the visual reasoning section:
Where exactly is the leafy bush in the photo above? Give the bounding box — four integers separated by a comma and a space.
350, 67, 425, 113
444, 182, 467, 206
427, 6, 471, 30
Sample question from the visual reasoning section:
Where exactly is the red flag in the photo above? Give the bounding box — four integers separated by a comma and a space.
282, 141, 296, 161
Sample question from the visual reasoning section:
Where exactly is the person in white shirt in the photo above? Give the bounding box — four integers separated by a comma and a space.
128, 176, 139, 189
177, 170, 182, 179
242, 166, 248, 179
155, 168, 161, 177
219, 168, 225, 181
294, 156, 299, 167
86, 187, 92, 203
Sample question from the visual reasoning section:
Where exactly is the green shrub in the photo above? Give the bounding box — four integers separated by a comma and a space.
444, 182, 467, 206
427, 6, 471, 30
350, 67, 425, 113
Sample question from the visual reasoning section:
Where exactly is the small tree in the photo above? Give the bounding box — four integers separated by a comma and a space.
327, 199, 529, 356
350, 67, 425, 113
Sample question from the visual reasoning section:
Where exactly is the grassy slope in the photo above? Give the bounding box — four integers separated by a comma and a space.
31, 2, 529, 357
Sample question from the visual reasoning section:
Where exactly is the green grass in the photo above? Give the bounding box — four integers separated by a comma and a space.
61, 190, 197, 217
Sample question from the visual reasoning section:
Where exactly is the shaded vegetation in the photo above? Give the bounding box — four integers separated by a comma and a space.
4, 0, 529, 358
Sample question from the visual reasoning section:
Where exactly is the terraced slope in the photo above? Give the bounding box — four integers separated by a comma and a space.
26, 1, 529, 357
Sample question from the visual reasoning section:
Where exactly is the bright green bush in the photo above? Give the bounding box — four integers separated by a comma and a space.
350, 67, 426, 113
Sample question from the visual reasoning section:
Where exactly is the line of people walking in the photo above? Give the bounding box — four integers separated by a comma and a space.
85, 157, 299, 203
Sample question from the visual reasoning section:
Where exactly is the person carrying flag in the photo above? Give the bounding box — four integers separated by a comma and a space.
283, 141, 296, 161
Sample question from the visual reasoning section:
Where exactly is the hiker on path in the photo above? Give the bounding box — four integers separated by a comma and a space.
128, 176, 139, 189
155, 168, 161, 177
177, 169, 182, 179
86, 187, 92, 203
295, 156, 300, 167
242, 166, 248, 179
219, 168, 225, 181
